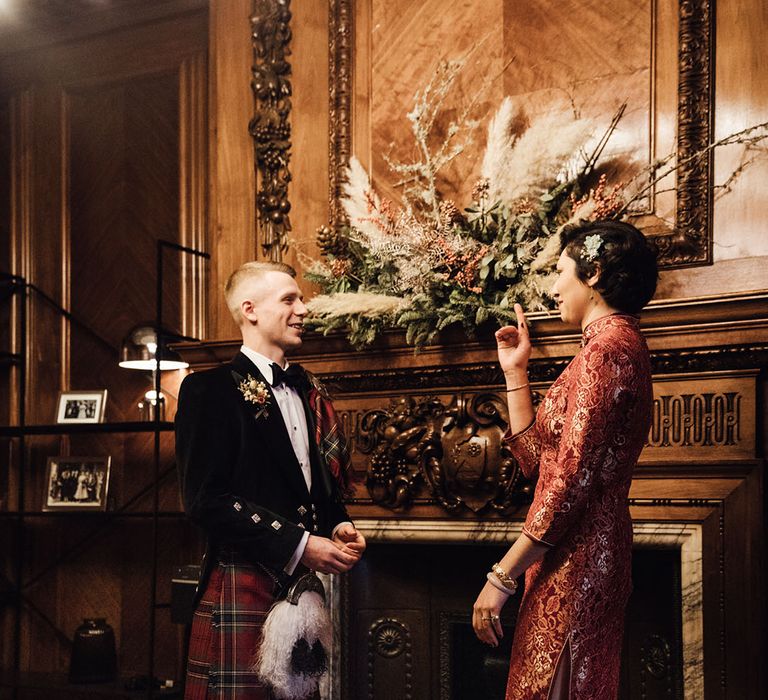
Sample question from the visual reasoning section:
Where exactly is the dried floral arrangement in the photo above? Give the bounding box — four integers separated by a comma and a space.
304, 59, 768, 348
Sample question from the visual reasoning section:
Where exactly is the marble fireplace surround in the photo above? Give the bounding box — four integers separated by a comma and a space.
325, 519, 703, 700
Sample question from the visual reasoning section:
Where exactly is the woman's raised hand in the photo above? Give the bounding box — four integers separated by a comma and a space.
495, 304, 531, 374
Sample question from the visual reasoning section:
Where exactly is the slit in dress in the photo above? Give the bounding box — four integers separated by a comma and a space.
547, 633, 572, 700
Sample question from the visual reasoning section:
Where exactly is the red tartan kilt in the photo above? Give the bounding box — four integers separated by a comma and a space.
185, 554, 276, 700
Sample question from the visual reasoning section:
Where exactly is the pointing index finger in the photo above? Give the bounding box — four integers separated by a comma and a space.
514, 303, 528, 333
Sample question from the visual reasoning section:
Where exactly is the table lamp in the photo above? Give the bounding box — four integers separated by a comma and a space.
118, 325, 188, 420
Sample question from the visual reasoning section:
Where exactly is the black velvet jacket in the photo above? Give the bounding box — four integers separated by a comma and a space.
175, 352, 351, 596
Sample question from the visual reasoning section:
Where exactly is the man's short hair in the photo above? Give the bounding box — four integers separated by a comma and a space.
224, 261, 297, 325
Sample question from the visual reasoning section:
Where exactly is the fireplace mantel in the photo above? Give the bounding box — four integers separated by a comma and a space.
176, 290, 766, 698
175, 290, 768, 374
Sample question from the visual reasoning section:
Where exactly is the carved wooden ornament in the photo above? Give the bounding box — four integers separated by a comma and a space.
361, 393, 530, 513
250, 0, 293, 261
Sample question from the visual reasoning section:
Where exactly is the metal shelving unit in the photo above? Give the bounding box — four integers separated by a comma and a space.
0, 422, 174, 437
0, 273, 183, 699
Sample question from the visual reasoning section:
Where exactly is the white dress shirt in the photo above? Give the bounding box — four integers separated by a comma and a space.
240, 346, 311, 573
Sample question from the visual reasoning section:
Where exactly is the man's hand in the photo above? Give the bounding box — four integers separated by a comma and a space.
333, 524, 366, 558
300, 535, 360, 574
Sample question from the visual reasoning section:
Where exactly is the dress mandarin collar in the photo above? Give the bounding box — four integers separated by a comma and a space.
581, 313, 640, 346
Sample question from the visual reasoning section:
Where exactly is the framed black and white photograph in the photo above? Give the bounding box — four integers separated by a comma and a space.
43, 456, 111, 511
55, 390, 107, 424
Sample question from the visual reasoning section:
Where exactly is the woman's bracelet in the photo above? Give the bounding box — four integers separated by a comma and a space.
486, 571, 516, 596
505, 381, 530, 393
491, 562, 518, 591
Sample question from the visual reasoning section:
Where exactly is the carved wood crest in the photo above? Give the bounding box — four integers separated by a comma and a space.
360, 393, 531, 514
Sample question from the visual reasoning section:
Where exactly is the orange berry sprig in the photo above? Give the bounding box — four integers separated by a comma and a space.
570, 174, 625, 220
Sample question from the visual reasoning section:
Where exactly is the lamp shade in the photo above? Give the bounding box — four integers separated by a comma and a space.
118, 325, 188, 371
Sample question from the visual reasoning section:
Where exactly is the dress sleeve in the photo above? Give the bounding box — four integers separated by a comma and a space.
523, 338, 635, 547
503, 420, 541, 480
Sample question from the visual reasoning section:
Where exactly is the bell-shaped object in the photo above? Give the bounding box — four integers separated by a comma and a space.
69, 618, 117, 683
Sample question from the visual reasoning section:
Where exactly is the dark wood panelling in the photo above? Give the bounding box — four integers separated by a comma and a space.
69, 70, 181, 421
30, 86, 68, 425
208, 0, 256, 340
0, 98, 11, 427
0, 6, 208, 687
0, 12, 209, 92
58, 67, 187, 679
0, 0, 207, 57
178, 55, 208, 341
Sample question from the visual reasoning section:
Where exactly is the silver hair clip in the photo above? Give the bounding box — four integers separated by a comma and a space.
581, 234, 603, 262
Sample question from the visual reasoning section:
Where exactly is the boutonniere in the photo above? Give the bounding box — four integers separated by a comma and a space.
236, 373, 271, 419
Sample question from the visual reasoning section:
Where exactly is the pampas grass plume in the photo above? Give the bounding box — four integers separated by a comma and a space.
341, 157, 386, 244
498, 115, 592, 203
481, 97, 517, 200
308, 292, 406, 318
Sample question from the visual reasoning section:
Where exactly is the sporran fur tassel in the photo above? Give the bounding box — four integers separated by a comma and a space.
253, 574, 331, 700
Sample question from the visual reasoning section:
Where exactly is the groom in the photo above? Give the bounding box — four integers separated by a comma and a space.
176, 261, 366, 699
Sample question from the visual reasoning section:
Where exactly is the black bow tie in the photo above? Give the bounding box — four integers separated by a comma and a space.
270, 363, 307, 390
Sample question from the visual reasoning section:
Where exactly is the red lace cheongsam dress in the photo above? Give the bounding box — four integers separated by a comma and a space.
504, 314, 653, 700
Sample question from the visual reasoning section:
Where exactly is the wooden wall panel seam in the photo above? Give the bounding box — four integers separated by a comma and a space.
9, 89, 34, 422
179, 52, 208, 341
59, 87, 71, 392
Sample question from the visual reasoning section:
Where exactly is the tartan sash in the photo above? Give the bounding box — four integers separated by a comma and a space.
306, 380, 351, 495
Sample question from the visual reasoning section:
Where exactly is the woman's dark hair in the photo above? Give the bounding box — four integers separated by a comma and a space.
559, 220, 658, 314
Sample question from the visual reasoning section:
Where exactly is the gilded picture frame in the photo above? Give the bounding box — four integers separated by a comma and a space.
326, 0, 714, 270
